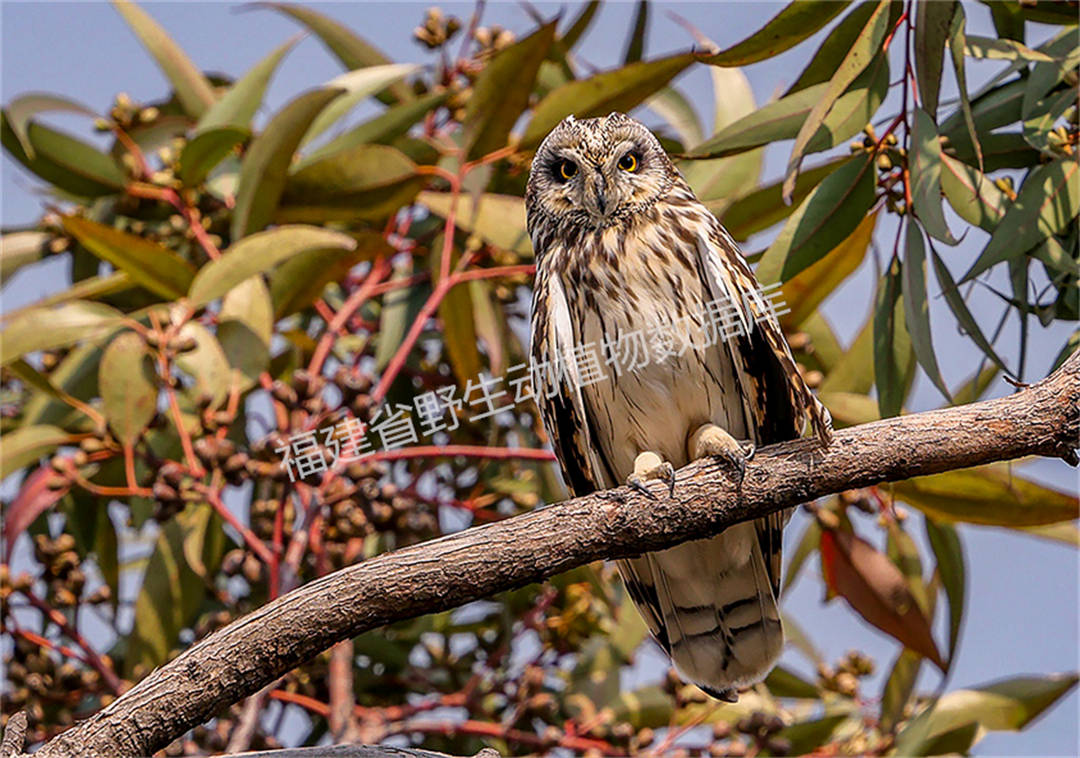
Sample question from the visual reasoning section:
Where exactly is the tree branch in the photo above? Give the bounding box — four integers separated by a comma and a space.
34, 350, 1080, 758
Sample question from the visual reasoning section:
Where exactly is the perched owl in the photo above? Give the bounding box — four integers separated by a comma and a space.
526, 113, 832, 701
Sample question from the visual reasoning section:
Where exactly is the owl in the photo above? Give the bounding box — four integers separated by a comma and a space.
525, 113, 832, 701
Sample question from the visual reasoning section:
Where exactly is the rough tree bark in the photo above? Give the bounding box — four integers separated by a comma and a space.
28, 350, 1080, 757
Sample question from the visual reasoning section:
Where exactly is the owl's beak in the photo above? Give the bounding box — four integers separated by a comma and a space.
587, 169, 608, 216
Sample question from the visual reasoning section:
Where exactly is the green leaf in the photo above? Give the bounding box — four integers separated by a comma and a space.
298, 91, 449, 168
896, 673, 1078, 753
909, 109, 958, 244
1021, 31, 1080, 120
1, 302, 123, 366
261, 3, 412, 104
948, 131, 1040, 172
648, 86, 705, 149
782, 518, 821, 592
1, 114, 127, 197
231, 87, 344, 240
278, 143, 421, 224
5, 272, 134, 321
623, 0, 649, 64
782, 0, 890, 200
718, 158, 846, 240
4, 93, 97, 159
939, 153, 1007, 232
787, 0, 900, 94
268, 230, 390, 319
774, 714, 849, 755
0, 425, 69, 479
820, 311, 875, 394
469, 280, 505, 377
178, 126, 248, 187
963, 35, 1056, 62
914, 0, 955, 115
464, 21, 557, 160
1051, 331, 1079, 372
218, 276, 273, 391
757, 153, 876, 284
780, 210, 877, 328
942, 78, 1027, 145
93, 507, 120, 612
607, 686, 674, 729
302, 64, 421, 147
880, 649, 923, 733
947, 4, 982, 171
679, 66, 761, 208
1, 231, 47, 280
1019, 521, 1080, 547
22, 344, 103, 429
561, 1, 601, 53
1023, 88, 1076, 154
690, 53, 889, 160
764, 665, 820, 699
189, 225, 357, 306
961, 158, 1080, 282
873, 256, 914, 418
99, 331, 158, 448
439, 274, 481, 388
174, 322, 230, 410
520, 52, 695, 149
61, 215, 196, 300
127, 505, 225, 674
987, 0, 1025, 42
924, 518, 965, 667
902, 223, 951, 400
895, 463, 1079, 526
418, 191, 533, 257
929, 245, 1009, 373
374, 267, 422, 371
818, 391, 879, 426
195, 36, 299, 132
699, 1, 851, 66
112, 0, 216, 118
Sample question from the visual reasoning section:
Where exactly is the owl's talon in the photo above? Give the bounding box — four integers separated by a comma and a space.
627, 475, 659, 501
627, 451, 675, 500
689, 423, 753, 484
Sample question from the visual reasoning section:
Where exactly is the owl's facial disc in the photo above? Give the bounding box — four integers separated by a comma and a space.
527, 114, 673, 230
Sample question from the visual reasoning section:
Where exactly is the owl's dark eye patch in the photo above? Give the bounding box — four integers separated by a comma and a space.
553, 159, 578, 182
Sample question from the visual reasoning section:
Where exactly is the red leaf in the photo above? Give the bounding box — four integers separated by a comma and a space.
820, 526, 945, 670
4, 466, 69, 556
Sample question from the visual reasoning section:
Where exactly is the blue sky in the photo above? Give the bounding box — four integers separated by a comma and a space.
2, 2, 1077, 755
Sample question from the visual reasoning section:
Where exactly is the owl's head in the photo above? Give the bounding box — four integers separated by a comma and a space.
525, 112, 676, 232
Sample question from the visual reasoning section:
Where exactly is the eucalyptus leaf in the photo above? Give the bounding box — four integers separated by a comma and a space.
189, 225, 357, 306
99, 331, 158, 448
112, 0, 216, 118
231, 87, 345, 239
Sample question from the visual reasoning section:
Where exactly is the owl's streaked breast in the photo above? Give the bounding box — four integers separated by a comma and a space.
551, 204, 749, 485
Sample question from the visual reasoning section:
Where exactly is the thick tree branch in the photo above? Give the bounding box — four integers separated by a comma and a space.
35, 350, 1080, 758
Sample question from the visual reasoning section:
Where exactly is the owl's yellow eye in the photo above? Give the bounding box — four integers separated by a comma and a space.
618, 152, 639, 172
557, 160, 578, 181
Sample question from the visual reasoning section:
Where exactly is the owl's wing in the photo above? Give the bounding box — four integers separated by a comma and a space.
529, 263, 610, 497
694, 217, 833, 597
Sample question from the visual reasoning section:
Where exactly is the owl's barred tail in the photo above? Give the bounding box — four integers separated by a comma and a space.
621, 522, 784, 700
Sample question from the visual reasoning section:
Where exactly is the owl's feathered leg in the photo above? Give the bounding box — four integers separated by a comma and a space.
688, 424, 755, 480
626, 451, 676, 499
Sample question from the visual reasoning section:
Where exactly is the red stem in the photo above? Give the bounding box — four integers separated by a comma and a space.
201, 487, 274, 564
19, 590, 122, 694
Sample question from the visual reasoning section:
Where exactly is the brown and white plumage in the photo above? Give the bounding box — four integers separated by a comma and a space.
526, 113, 831, 700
